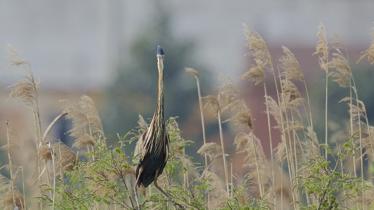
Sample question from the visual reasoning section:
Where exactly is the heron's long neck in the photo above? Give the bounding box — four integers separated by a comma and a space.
156, 59, 164, 125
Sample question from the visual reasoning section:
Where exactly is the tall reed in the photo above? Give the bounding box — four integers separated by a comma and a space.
185, 67, 211, 207
202, 95, 230, 195
314, 24, 329, 160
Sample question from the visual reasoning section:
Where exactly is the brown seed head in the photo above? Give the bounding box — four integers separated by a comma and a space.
39, 145, 52, 161
3, 190, 24, 209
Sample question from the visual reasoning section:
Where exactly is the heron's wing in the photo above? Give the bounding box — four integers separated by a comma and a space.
137, 114, 148, 130
165, 129, 170, 161
134, 132, 146, 163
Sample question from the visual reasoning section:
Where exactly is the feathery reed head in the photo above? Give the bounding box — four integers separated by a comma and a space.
314, 24, 329, 70
315, 24, 328, 58
39, 145, 52, 161
244, 26, 272, 68
79, 95, 103, 134
234, 132, 267, 170
55, 143, 77, 171
73, 134, 96, 148
358, 31, 374, 64
197, 142, 221, 160
7, 47, 39, 110
227, 99, 253, 131
231, 109, 253, 130
63, 95, 104, 149
7, 45, 27, 66
9, 76, 38, 106
185, 67, 199, 77
281, 79, 302, 104
241, 65, 264, 85
202, 95, 220, 115
328, 51, 352, 87
218, 81, 240, 112
305, 126, 321, 159
201, 170, 228, 209
264, 96, 282, 126
279, 46, 304, 81
242, 26, 272, 86
3, 190, 24, 209
234, 132, 264, 158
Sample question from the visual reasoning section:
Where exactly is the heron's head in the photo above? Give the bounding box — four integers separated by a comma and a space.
156, 45, 164, 57
156, 45, 165, 72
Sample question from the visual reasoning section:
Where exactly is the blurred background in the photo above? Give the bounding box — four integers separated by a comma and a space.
0, 0, 374, 162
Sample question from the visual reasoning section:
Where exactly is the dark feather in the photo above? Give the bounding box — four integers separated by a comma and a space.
135, 127, 169, 187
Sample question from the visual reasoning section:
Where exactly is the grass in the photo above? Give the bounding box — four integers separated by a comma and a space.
1, 25, 374, 210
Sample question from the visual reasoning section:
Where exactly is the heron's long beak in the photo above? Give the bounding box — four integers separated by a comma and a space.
156, 45, 164, 72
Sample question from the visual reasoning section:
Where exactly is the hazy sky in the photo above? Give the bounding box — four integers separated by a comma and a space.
0, 0, 373, 89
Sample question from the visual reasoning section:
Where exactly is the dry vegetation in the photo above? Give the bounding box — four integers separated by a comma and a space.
1, 25, 374, 210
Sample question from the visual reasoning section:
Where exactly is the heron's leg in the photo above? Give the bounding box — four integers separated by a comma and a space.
154, 176, 185, 209
154, 177, 170, 198
134, 186, 141, 210
134, 173, 141, 210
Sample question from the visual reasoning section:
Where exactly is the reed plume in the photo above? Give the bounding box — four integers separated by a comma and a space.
328, 51, 352, 88
358, 31, 374, 64
197, 142, 222, 162
186, 67, 211, 208
235, 132, 269, 198
279, 46, 314, 129
185, 67, 209, 172
242, 27, 277, 205
7, 46, 44, 208
201, 170, 227, 209
63, 95, 104, 150
314, 24, 330, 160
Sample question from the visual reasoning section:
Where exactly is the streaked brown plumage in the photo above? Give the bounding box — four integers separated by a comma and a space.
135, 45, 169, 188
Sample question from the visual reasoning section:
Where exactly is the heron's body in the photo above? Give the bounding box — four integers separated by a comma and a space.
135, 116, 169, 187
135, 46, 169, 188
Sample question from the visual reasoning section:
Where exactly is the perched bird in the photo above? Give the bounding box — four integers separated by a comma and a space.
135, 45, 169, 191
